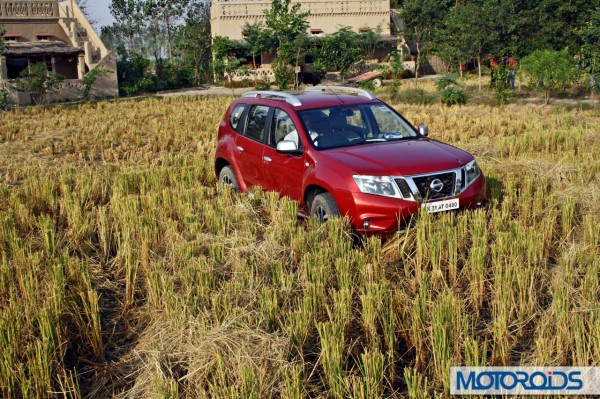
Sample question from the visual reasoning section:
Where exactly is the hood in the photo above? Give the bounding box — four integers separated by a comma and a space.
322, 139, 473, 176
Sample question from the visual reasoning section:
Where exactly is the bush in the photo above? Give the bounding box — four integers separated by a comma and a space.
272, 58, 294, 90
0, 83, 8, 110
441, 86, 467, 105
359, 80, 376, 91
254, 80, 271, 90
117, 53, 152, 96
435, 73, 467, 106
521, 49, 576, 104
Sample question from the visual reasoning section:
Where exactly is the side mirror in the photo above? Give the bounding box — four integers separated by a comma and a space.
418, 125, 429, 137
276, 140, 300, 153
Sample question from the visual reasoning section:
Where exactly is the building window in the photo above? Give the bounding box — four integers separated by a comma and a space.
310, 29, 323, 35
36, 33, 52, 41
359, 27, 371, 33
3, 34, 21, 42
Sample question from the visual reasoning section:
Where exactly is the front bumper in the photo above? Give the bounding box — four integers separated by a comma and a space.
339, 175, 487, 235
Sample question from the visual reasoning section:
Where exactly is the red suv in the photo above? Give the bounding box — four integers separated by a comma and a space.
214, 87, 487, 234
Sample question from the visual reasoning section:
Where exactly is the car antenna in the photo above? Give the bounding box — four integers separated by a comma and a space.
326, 85, 345, 104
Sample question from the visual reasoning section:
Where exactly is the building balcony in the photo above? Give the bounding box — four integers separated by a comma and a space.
0, 1, 59, 19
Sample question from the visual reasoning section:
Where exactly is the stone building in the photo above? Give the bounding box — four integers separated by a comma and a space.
210, 0, 392, 41
0, 0, 118, 105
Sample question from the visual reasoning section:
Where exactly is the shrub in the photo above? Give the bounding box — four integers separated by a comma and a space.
272, 58, 294, 90
521, 49, 576, 105
441, 86, 467, 105
0, 83, 8, 110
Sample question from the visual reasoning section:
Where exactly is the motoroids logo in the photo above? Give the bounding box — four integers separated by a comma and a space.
451, 367, 600, 395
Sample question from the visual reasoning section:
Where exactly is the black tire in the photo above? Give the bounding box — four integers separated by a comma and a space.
310, 192, 340, 223
218, 165, 239, 191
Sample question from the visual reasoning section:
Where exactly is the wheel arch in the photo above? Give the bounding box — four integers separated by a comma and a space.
214, 157, 230, 178
304, 184, 328, 209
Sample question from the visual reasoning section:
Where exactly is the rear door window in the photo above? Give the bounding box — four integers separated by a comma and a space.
244, 105, 270, 142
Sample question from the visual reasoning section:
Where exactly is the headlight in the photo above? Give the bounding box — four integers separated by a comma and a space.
353, 175, 401, 198
464, 159, 481, 186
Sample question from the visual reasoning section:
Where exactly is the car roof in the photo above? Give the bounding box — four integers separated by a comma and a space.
235, 89, 380, 111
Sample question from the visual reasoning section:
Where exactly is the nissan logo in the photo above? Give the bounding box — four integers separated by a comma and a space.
430, 179, 444, 193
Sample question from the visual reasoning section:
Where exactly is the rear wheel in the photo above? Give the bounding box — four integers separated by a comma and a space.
218, 166, 239, 191
310, 192, 340, 223
372, 78, 383, 88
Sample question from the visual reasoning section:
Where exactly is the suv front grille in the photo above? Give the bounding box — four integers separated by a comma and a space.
412, 172, 455, 200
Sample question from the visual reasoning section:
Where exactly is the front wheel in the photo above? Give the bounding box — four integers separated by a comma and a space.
310, 192, 340, 223
218, 165, 239, 191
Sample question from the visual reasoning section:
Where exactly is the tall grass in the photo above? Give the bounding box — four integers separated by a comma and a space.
0, 96, 598, 397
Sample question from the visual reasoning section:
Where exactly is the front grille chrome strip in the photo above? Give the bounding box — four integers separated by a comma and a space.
393, 167, 464, 203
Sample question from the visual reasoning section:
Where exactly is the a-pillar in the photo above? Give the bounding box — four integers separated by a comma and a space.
0, 56, 8, 81
77, 53, 85, 79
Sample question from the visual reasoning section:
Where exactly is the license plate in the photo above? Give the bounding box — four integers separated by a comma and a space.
422, 198, 459, 213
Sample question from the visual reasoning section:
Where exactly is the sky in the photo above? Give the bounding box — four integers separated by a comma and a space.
90, 0, 115, 30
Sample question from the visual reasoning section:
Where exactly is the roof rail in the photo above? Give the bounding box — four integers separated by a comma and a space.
304, 86, 377, 100
242, 91, 302, 106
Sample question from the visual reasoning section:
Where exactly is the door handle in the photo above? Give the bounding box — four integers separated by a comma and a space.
237, 146, 244, 152
263, 156, 272, 162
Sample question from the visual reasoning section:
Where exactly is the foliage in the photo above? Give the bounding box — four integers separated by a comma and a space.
521, 49, 576, 104
490, 58, 512, 104
272, 57, 295, 90
435, 73, 461, 91
117, 52, 153, 96
399, 0, 450, 82
581, 10, 600, 99
357, 26, 384, 60
313, 27, 362, 83
435, 73, 467, 106
262, 0, 309, 86
0, 23, 4, 54
18, 64, 64, 104
173, 1, 212, 85
242, 22, 275, 68
359, 79, 376, 91
381, 50, 405, 80
81, 66, 109, 99
263, 0, 309, 52
440, 86, 467, 105
0, 83, 8, 110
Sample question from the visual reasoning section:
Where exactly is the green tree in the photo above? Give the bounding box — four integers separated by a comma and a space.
582, 10, 600, 100
313, 27, 362, 83
174, 1, 212, 85
141, 0, 190, 60
263, 0, 309, 58
435, 0, 499, 91
109, 0, 144, 53
357, 26, 384, 60
400, 0, 451, 84
242, 21, 275, 68
261, 0, 309, 88
521, 49, 575, 105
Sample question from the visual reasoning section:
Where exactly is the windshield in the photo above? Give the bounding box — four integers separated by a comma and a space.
298, 103, 419, 149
